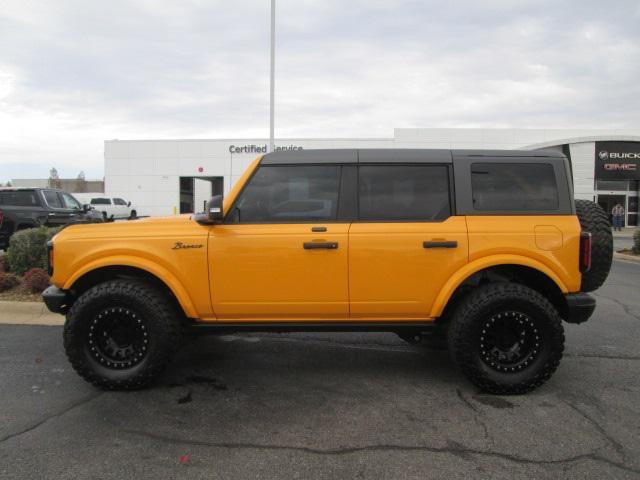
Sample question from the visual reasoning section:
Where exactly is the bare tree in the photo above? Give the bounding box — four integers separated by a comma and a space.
75, 171, 87, 193
49, 168, 62, 189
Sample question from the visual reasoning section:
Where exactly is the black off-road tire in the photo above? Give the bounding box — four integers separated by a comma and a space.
575, 199, 612, 292
448, 283, 564, 395
64, 280, 182, 390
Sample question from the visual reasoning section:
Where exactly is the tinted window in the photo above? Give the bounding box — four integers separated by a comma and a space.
43, 191, 63, 208
0, 191, 40, 207
61, 192, 81, 209
471, 163, 558, 211
91, 198, 111, 205
358, 165, 451, 221
229, 165, 341, 223
113, 198, 127, 205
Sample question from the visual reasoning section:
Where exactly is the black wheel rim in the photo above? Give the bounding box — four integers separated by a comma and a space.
479, 310, 542, 373
87, 307, 149, 369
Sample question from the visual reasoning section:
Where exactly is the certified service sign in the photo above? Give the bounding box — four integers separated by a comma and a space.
595, 141, 640, 180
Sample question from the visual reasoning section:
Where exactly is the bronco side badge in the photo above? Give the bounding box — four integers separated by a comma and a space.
172, 242, 204, 250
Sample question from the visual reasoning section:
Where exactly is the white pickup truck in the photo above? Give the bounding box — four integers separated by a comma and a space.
81, 196, 137, 220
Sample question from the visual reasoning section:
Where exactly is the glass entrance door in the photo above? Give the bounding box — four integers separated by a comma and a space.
597, 194, 626, 227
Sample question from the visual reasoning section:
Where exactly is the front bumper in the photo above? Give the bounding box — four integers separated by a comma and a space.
565, 293, 596, 324
42, 286, 71, 314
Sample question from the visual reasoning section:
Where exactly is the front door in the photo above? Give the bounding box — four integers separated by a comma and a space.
349, 163, 468, 319
209, 164, 350, 320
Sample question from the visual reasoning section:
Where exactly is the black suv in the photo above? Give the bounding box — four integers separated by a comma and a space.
0, 188, 102, 249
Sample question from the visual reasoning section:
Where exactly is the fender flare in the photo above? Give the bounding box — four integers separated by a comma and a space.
63, 255, 198, 318
429, 254, 569, 318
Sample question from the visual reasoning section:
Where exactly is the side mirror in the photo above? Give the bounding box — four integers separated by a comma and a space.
82, 204, 91, 213
194, 195, 224, 225
127, 201, 131, 207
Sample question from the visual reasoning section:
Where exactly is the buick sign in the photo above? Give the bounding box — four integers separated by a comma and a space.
595, 142, 640, 180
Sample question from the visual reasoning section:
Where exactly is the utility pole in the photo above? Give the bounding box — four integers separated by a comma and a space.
269, 0, 275, 152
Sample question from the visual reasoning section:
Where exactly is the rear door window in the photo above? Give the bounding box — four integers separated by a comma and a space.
43, 190, 63, 208
471, 163, 559, 211
357, 165, 451, 221
91, 198, 111, 205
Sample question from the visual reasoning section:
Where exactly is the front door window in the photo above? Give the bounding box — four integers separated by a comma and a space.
227, 165, 341, 223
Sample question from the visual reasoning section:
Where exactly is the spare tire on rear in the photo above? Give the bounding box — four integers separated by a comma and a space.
575, 199, 613, 292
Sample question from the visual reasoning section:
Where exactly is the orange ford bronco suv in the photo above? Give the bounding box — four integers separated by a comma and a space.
43, 149, 613, 394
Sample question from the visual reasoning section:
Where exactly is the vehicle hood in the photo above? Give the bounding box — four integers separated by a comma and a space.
54, 215, 209, 241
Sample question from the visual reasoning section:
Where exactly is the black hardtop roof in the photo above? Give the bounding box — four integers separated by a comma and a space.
261, 148, 566, 164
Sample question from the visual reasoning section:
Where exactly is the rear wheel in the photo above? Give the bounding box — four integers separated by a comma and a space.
448, 283, 564, 395
64, 280, 181, 390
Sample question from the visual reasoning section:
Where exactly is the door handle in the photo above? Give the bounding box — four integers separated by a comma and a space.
423, 241, 458, 249
303, 242, 338, 250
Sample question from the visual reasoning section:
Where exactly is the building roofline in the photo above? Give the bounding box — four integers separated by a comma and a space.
105, 137, 395, 143
522, 135, 640, 150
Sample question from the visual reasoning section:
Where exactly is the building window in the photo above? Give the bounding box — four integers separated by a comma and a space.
596, 180, 629, 191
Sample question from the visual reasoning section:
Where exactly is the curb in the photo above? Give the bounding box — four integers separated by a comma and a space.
0, 301, 64, 326
614, 252, 640, 264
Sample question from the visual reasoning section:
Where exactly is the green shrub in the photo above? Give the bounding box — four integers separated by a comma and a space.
23, 268, 51, 293
0, 254, 6, 272
633, 228, 640, 255
6, 226, 61, 276
0, 272, 19, 292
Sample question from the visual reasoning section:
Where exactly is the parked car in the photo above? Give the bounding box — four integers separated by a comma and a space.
0, 188, 103, 249
43, 149, 613, 394
87, 197, 137, 221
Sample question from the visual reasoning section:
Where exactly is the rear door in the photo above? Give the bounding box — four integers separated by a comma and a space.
90, 197, 112, 218
113, 198, 129, 218
348, 154, 469, 319
42, 190, 77, 225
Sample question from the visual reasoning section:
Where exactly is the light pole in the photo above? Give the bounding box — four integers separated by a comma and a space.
269, 0, 275, 152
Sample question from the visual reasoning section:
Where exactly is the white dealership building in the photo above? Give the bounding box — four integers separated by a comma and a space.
104, 128, 640, 226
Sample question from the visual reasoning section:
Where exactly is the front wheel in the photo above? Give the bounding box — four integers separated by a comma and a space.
63, 280, 182, 390
447, 283, 564, 395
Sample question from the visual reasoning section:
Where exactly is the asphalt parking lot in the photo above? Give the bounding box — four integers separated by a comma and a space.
0, 259, 639, 479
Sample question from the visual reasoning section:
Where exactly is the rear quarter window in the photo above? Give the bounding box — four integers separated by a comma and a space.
471, 163, 559, 212
0, 191, 40, 206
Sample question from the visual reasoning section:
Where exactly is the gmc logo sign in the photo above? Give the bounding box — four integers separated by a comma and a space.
604, 163, 637, 171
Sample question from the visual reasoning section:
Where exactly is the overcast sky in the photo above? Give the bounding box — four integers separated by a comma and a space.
1, 0, 639, 181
